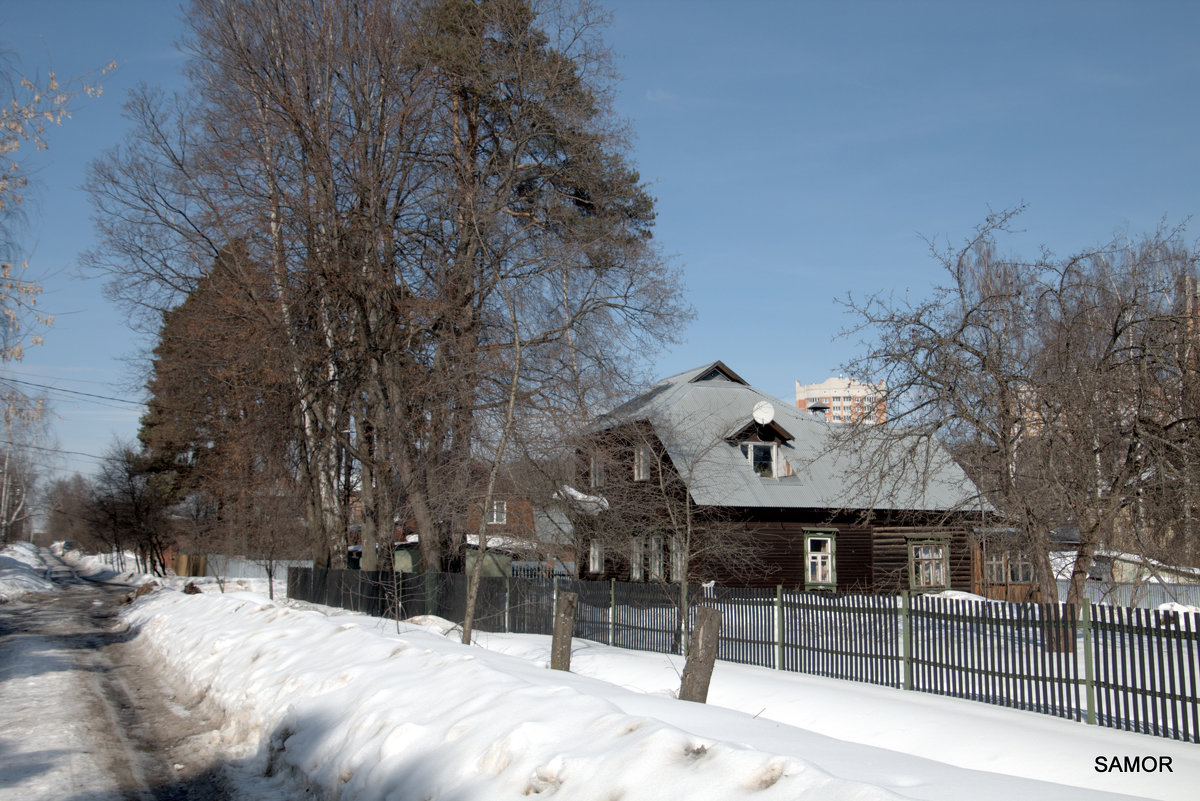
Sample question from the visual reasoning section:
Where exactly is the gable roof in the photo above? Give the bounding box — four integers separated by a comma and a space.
596, 361, 982, 513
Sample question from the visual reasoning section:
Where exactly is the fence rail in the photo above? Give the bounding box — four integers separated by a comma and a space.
286, 567, 1200, 744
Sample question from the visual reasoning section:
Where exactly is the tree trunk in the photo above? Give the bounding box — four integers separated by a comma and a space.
679, 605, 721, 703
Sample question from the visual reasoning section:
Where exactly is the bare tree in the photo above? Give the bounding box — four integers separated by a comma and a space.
88, 0, 687, 583
571, 412, 766, 647
81, 442, 175, 575
42, 473, 92, 546
840, 209, 1200, 605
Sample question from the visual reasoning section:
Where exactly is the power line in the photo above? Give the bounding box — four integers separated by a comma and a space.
0, 377, 145, 407
0, 440, 114, 464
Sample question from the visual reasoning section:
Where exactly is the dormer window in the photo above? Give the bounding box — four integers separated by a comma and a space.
740, 442, 776, 478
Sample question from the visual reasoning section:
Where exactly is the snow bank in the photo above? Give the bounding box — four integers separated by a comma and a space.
125, 590, 901, 801
0, 542, 55, 601
124, 589, 1188, 801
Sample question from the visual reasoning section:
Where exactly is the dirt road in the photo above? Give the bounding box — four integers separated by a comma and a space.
0, 554, 268, 800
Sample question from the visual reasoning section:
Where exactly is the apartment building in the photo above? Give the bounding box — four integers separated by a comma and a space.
795, 376, 886, 424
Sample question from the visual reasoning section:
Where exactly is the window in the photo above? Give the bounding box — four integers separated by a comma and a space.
630, 536, 645, 581
588, 541, 604, 574
485, 499, 507, 525
984, 552, 1005, 584
649, 534, 665, 580
590, 452, 605, 487
634, 445, 652, 481
740, 442, 776, 478
805, 530, 836, 589
909, 540, 948, 590
984, 550, 1034, 584
1008, 552, 1034, 583
669, 536, 683, 583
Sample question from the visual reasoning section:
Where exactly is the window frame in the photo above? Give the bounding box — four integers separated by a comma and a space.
634, 444, 652, 481
629, 535, 645, 582
649, 534, 665, 581
984, 549, 1035, 585
804, 529, 837, 590
740, 441, 776, 478
588, 540, 604, 574
485, 499, 507, 526
908, 539, 949, 591
589, 452, 606, 488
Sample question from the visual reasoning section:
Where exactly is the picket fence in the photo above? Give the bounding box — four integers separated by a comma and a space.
286, 568, 1200, 744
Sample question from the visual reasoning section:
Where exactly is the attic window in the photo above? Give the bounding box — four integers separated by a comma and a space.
695, 367, 732, 382
740, 442, 776, 478
690, 361, 748, 384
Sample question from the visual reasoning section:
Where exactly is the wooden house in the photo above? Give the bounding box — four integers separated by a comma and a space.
569, 361, 986, 594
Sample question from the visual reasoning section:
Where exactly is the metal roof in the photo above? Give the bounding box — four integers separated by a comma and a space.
597, 361, 983, 513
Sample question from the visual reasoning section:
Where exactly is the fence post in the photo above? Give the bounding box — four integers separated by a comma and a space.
609, 578, 616, 646
901, 591, 912, 691
775, 585, 784, 670
1081, 604, 1097, 726
504, 574, 511, 633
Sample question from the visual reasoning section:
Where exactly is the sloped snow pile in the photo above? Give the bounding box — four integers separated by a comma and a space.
0, 541, 55, 601
124, 590, 904, 801
65, 549, 154, 586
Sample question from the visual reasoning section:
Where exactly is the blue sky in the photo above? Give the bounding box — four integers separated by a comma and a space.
3, 0, 1199, 481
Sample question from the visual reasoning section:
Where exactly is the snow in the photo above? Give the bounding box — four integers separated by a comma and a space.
0, 541, 56, 601
7, 544, 1197, 800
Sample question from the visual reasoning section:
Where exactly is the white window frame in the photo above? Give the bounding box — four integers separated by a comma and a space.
740, 441, 776, 478
1008, 552, 1034, 583
984, 551, 1006, 585
649, 534, 665, 581
669, 535, 684, 583
909, 540, 949, 591
634, 445, 652, 481
588, 540, 604, 574
485, 499, 507, 525
630, 536, 645, 581
804, 530, 836, 589
590, 452, 605, 488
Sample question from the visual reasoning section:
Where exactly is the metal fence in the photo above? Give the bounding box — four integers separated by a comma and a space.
206, 556, 312, 580
1056, 579, 1200, 609
286, 567, 1200, 744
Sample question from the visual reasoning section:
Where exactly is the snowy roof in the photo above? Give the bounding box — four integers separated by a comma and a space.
596, 361, 982, 512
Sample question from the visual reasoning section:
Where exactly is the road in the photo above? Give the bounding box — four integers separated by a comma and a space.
0, 551, 271, 801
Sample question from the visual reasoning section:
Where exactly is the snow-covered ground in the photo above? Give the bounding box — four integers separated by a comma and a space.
0, 541, 57, 601
5, 544, 1196, 800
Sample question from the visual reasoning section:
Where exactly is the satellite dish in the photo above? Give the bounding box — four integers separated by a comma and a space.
753, 401, 775, 425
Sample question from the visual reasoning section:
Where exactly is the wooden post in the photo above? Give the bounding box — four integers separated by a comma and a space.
609, 579, 616, 646
679, 605, 721, 703
775, 585, 784, 670
1082, 604, 1097, 725
550, 591, 578, 672
901, 591, 912, 691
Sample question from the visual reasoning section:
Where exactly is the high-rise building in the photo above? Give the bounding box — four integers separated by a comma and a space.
795, 377, 886, 424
